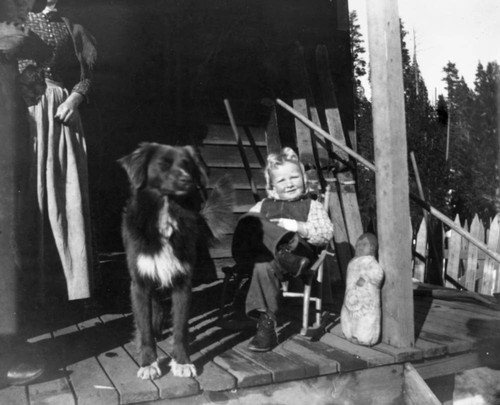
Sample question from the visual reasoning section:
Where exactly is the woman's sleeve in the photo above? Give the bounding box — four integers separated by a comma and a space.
69, 23, 97, 98
303, 200, 334, 246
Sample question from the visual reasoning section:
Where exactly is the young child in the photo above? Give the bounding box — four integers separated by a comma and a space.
232, 147, 334, 352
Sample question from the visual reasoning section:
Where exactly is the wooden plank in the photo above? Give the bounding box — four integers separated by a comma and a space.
292, 335, 367, 372
320, 331, 394, 367
329, 364, 405, 405
212, 348, 272, 388
414, 217, 427, 282
371, 342, 423, 363
446, 215, 462, 288
204, 124, 266, 145
417, 330, 471, 354
414, 337, 447, 359
403, 362, 441, 405
123, 339, 199, 401
200, 145, 266, 168
465, 215, 481, 290
288, 43, 317, 167
0, 386, 28, 405
207, 168, 266, 189
413, 352, 481, 380
481, 214, 500, 294
193, 361, 236, 393
273, 343, 319, 378
55, 322, 119, 405
97, 315, 159, 404
414, 302, 500, 338
330, 310, 419, 363
459, 220, 470, 284
29, 377, 75, 405
316, 45, 363, 247
27, 331, 75, 405
263, 101, 281, 155
326, 179, 352, 279
277, 338, 338, 375
233, 339, 305, 383
366, 0, 414, 348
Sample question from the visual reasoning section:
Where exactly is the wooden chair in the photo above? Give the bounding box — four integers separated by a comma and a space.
281, 185, 334, 335
219, 185, 335, 336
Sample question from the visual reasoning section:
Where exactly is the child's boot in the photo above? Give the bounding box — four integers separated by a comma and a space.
248, 311, 278, 352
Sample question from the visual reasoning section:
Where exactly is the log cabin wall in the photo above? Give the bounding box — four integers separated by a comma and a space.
62, 0, 354, 253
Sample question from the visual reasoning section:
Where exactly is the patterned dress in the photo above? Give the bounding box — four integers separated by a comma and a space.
18, 11, 96, 300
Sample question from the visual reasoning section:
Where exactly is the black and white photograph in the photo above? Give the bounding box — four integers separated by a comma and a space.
1, 0, 499, 403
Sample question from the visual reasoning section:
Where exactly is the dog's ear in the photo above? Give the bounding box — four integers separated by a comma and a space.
184, 146, 209, 188
118, 142, 158, 189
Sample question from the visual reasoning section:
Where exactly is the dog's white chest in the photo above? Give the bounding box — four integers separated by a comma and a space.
137, 199, 190, 287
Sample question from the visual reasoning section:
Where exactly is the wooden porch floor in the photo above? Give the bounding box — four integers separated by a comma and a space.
2, 276, 500, 405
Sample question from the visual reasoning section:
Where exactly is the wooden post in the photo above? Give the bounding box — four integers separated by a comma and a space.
366, 0, 414, 347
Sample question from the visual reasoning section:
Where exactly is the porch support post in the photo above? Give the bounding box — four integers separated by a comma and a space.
366, 0, 414, 347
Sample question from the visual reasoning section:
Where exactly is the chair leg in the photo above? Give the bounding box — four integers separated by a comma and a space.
218, 271, 232, 321
301, 283, 312, 335
314, 264, 324, 328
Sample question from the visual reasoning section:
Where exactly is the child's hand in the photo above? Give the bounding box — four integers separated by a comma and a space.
270, 218, 298, 232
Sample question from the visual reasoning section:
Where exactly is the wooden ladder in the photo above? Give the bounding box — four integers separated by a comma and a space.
198, 99, 275, 278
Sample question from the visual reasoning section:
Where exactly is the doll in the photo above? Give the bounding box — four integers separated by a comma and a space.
341, 233, 384, 346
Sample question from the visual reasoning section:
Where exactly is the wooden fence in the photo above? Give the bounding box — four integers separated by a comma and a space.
412, 214, 500, 296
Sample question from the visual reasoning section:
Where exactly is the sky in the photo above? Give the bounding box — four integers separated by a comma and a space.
348, 0, 500, 103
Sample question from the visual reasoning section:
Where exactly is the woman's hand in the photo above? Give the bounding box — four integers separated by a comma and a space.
55, 92, 84, 125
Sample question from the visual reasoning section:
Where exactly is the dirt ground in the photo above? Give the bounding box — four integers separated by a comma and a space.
427, 367, 500, 405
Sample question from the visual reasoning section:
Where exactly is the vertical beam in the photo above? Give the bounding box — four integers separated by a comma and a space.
366, 0, 414, 347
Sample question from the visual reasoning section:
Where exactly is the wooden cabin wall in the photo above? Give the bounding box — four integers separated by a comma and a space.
61, 0, 354, 253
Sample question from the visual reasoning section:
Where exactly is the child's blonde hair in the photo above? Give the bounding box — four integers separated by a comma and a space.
265, 147, 309, 199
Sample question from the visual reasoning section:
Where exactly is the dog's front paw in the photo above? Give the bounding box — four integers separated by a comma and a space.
137, 361, 162, 380
169, 359, 197, 377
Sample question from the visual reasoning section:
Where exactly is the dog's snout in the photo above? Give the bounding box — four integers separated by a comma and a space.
176, 169, 192, 184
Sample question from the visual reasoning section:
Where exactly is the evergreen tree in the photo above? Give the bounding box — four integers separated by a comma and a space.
400, 23, 448, 224
470, 61, 499, 219
349, 10, 374, 230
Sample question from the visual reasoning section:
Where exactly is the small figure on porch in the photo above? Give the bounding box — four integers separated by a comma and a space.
17, 0, 97, 302
341, 233, 384, 346
232, 147, 334, 352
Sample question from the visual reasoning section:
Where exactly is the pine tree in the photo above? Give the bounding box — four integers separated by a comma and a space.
400, 23, 448, 223
470, 61, 499, 219
349, 10, 374, 229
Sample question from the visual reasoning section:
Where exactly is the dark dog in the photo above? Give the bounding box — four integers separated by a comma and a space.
119, 142, 233, 379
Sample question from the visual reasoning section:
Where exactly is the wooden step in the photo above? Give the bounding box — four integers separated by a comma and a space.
201, 145, 266, 168
204, 99, 272, 127
207, 168, 266, 189
204, 124, 266, 146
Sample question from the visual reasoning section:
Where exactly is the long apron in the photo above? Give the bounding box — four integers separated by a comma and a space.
28, 79, 92, 300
